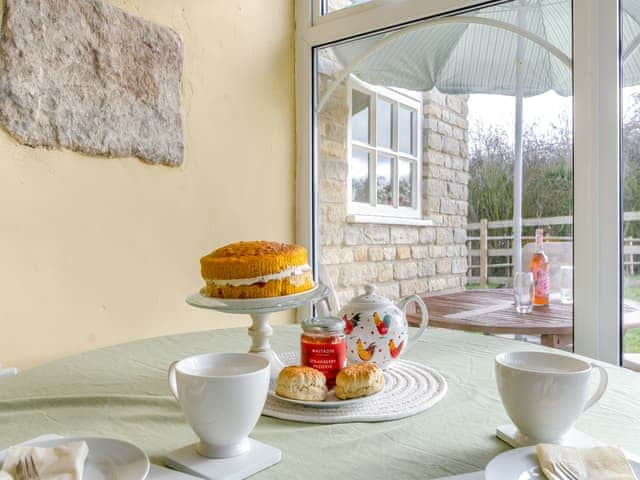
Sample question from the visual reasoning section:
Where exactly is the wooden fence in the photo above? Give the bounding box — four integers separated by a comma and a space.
467, 212, 640, 287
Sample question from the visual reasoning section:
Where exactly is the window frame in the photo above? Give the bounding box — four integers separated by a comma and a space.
572, 0, 621, 364
317, 0, 381, 22
347, 77, 423, 219
296, 0, 622, 364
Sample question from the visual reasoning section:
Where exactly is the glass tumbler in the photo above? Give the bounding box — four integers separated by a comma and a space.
513, 272, 535, 313
560, 265, 574, 304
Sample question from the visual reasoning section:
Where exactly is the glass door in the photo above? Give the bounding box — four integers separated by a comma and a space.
313, 0, 575, 350
622, 0, 640, 371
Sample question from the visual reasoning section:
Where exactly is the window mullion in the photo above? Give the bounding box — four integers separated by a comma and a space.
392, 155, 399, 208
393, 101, 400, 208
371, 92, 378, 206
370, 151, 377, 207
370, 92, 377, 149
573, 0, 621, 363
412, 109, 418, 156
393, 101, 399, 152
347, 84, 353, 206
411, 161, 421, 208
314, 0, 324, 20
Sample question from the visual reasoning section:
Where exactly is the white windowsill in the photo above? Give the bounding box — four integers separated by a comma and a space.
345, 214, 434, 226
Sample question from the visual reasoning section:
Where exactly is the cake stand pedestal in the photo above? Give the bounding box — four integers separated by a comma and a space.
186, 285, 329, 378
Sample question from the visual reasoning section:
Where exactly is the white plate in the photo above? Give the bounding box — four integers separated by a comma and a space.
268, 382, 383, 408
186, 284, 329, 312
213, 285, 324, 307
0, 437, 150, 480
485, 446, 640, 480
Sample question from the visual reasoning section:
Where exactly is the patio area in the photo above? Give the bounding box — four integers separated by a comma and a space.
393, 212, 640, 368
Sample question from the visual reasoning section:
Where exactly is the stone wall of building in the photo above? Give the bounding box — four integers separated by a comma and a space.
317, 49, 470, 305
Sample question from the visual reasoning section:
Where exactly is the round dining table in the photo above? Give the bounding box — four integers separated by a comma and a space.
1, 325, 639, 479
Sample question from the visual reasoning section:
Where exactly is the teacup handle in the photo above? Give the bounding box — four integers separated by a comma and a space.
397, 294, 429, 352
584, 363, 608, 411
168, 360, 179, 401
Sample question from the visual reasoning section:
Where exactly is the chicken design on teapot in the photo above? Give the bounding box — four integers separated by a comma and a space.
339, 284, 429, 370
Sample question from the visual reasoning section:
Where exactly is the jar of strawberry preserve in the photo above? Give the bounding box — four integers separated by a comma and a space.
300, 316, 346, 389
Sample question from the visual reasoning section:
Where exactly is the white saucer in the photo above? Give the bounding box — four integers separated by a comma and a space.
0, 436, 150, 480
485, 446, 640, 480
268, 384, 383, 408
165, 439, 281, 480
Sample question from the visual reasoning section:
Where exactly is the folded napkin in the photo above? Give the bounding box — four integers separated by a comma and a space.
537, 443, 637, 480
0, 441, 88, 480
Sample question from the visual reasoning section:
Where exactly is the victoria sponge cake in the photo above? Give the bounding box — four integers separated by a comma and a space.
200, 241, 314, 299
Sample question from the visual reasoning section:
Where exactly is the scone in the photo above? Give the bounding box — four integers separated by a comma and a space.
200, 241, 314, 299
276, 366, 328, 401
335, 363, 385, 400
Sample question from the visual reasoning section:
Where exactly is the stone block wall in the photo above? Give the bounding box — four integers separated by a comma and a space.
317, 49, 470, 305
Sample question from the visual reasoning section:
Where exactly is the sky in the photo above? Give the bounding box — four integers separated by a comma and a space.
468, 86, 640, 146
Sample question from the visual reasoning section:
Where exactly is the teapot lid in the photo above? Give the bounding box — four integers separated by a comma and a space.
347, 284, 394, 309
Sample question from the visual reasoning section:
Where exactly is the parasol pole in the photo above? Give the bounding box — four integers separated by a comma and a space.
512, 2, 528, 278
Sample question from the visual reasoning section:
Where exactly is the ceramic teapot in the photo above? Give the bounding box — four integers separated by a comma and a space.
338, 284, 429, 369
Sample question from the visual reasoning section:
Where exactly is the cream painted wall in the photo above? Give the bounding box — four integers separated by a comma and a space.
0, 0, 296, 369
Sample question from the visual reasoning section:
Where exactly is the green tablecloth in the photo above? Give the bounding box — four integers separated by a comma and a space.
1, 326, 639, 479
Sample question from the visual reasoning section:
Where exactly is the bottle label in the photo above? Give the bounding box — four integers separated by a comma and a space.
300, 341, 346, 381
534, 269, 550, 297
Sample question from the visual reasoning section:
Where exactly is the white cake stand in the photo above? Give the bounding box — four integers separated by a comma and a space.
186, 284, 329, 378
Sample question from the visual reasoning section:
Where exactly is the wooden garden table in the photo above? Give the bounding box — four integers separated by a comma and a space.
412, 288, 574, 348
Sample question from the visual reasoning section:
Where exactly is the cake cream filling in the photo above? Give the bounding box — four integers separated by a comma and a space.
207, 264, 312, 287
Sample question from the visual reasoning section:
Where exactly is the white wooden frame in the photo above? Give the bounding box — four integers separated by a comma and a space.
572, 0, 621, 364
315, 0, 384, 24
347, 78, 423, 219
296, 0, 623, 365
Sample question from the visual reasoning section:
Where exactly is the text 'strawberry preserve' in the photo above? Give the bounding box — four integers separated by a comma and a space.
300, 317, 346, 389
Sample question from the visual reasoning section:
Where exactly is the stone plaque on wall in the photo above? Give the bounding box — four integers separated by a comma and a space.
0, 0, 184, 166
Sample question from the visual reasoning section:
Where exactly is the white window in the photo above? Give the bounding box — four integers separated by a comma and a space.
322, 0, 373, 15
347, 78, 422, 219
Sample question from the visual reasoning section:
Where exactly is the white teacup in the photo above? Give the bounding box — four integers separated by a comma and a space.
495, 351, 608, 444
168, 352, 270, 458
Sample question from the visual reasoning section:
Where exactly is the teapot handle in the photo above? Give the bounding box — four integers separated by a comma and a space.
397, 294, 429, 352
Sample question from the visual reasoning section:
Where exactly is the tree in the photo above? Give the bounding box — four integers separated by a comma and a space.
468, 125, 513, 223
623, 92, 640, 238
469, 116, 573, 235
467, 93, 640, 277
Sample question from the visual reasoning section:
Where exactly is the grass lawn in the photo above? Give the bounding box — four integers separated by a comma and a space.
624, 285, 640, 302
466, 282, 640, 353
625, 329, 640, 353
625, 286, 640, 353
